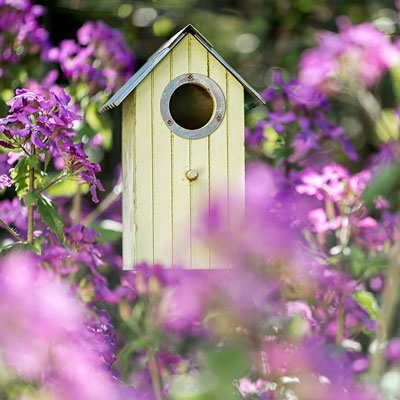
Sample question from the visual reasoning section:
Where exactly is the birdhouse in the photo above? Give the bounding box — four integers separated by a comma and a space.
99, 24, 265, 270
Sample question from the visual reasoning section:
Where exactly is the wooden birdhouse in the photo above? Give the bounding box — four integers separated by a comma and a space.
99, 24, 265, 270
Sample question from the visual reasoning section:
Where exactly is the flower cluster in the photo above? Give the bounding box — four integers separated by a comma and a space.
0, 88, 104, 202
300, 19, 400, 92
246, 70, 358, 162
0, 0, 49, 77
0, 253, 133, 400
49, 20, 135, 95
295, 162, 397, 250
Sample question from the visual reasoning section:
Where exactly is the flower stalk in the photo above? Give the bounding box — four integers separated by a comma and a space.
0, 218, 25, 242
147, 348, 163, 400
369, 238, 400, 377
27, 148, 35, 244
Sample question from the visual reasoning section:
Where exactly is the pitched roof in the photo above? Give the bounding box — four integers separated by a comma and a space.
99, 24, 266, 113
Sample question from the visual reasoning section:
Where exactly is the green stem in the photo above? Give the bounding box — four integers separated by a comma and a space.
336, 213, 350, 345
0, 218, 25, 242
27, 157, 35, 244
83, 184, 121, 225
147, 348, 163, 400
369, 239, 400, 377
336, 289, 345, 344
72, 190, 82, 225
35, 171, 68, 195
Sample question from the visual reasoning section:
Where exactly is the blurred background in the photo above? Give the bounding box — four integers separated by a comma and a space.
36, 0, 398, 89
0, 0, 396, 200
29, 0, 398, 179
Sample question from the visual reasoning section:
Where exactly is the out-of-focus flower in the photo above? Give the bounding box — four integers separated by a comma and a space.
296, 163, 350, 202
368, 140, 400, 174
247, 71, 358, 161
300, 20, 400, 92
49, 21, 135, 95
263, 338, 376, 399
0, 252, 132, 400
26, 69, 64, 99
0, 0, 50, 77
386, 338, 400, 363
295, 162, 397, 250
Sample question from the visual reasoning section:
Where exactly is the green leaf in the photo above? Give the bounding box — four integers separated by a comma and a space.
354, 291, 379, 320
375, 109, 400, 142
91, 220, 122, 243
273, 146, 294, 161
47, 176, 89, 197
25, 192, 39, 206
0, 241, 40, 255
390, 64, 400, 101
27, 154, 39, 169
44, 152, 51, 172
85, 103, 112, 149
204, 344, 247, 381
363, 163, 400, 208
10, 155, 39, 200
10, 156, 29, 200
37, 195, 65, 243
347, 246, 388, 278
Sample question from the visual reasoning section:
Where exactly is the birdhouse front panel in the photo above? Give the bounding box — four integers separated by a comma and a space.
121, 33, 245, 269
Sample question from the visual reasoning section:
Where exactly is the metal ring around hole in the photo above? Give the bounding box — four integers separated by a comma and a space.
160, 73, 226, 140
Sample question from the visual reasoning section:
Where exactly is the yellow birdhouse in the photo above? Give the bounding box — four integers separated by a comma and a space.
99, 24, 265, 270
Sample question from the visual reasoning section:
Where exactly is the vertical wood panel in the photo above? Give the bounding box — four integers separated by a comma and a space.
208, 52, 229, 269
122, 92, 136, 270
134, 75, 154, 263
152, 56, 173, 266
188, 35, 210, 269
227, 73, 245, 232
171, 36, 191, 268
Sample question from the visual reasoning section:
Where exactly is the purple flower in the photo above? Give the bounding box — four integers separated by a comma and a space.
295, 163, 350, 202
308, 208, 341, 233
50, 21, 135, 95
0, 173, 11, 189
300, 20, 400, 92
386, 338, 400, 363
0, 0, 50, 77
0, 252, 134, 399
0, 88, 103, 203
248, 70, 357, 161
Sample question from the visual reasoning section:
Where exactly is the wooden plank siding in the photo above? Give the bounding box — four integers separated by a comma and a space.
208, 52, 229, 269
122, 92, 136, 270
170, 35, 191, 268
122, 33, 244, 270
133, 75, 154, 263
226, 73, 245, 237
152, 55, 173, 266
188, 35, 210, 269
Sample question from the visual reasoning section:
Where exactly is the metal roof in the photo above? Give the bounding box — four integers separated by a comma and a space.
99, 24, 266, 113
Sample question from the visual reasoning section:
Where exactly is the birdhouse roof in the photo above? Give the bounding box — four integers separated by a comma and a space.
99, 24, 266, 113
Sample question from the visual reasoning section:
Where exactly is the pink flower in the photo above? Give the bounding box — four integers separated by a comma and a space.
308, 208, 342, 233
0, 253, 130, 400
300, 21, 400, 92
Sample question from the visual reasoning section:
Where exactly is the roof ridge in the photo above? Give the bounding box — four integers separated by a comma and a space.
99, 24, 265, 113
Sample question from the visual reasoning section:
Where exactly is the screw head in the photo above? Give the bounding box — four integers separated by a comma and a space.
216, 115, 222, 122
186, 169, 198, 181
167, 119, 173, 126
187, 74, 193, 81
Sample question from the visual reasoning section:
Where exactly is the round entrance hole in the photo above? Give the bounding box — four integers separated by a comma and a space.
169, 83, 214, 130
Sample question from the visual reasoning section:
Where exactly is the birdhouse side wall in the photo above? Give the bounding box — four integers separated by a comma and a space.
122, 34, 244, 270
